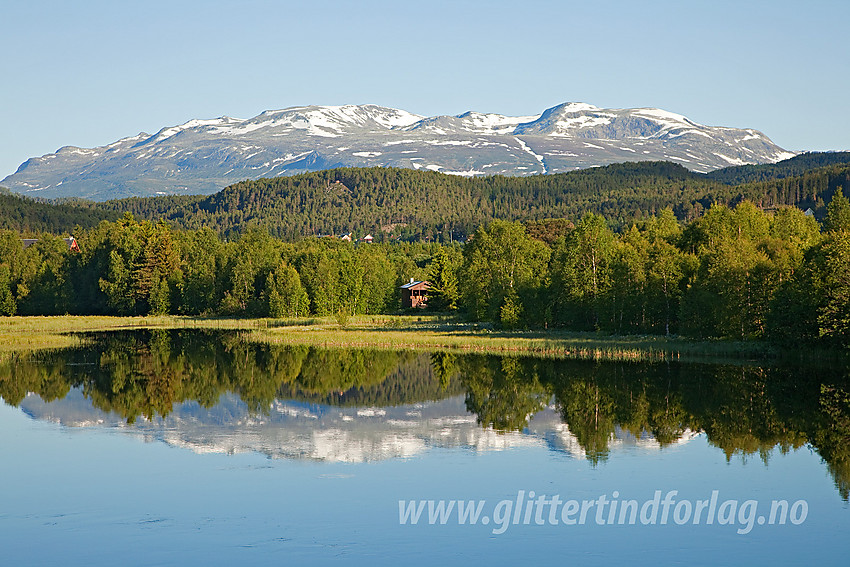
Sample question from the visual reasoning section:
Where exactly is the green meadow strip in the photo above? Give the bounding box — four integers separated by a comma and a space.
0, 314, 803, 363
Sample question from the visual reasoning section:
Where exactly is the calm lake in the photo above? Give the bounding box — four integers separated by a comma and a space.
1, 330, 848, 566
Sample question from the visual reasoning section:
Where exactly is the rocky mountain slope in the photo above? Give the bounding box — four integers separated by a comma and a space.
2, 102, 795, 200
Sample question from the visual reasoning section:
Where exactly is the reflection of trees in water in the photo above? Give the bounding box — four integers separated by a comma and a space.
0, 331, 452, 422
682, 365, 808, 463
1, 331, 849, 500
451, 353, 850, 499
0, 352, 71, 407
295, 349, 400, 394
456, 357, 703, 464
461, 355, 550, 432
814, 384, 850, 500
280, 352, 465, 407
430, 352, 458, 391
557, 379, 616, 465
554, 363, 651, 465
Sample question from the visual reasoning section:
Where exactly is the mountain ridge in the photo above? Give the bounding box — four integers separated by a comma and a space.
2, 102, 795, 201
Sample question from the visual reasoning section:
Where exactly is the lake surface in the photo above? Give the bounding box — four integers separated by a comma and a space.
1, 330, 848, 566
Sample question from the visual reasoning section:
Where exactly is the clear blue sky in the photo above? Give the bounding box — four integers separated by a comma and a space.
2, 0, 848, 179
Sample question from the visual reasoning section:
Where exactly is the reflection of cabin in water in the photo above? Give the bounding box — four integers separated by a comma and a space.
400, 279, 429, 309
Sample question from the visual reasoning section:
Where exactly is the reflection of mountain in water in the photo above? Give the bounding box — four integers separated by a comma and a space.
2, 330, 849, 499
19, 390, 701, 463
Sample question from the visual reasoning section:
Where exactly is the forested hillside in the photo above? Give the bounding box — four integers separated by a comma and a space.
89, 160, 850, 239
1, 154, 849, 241
705, 152, 850, 185
183, 163, 726, 239
727, 162, 850, 213
0, 189, 120, 233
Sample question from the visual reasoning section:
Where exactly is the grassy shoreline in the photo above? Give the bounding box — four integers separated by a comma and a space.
0, 315, 275, 355
0, 314, 794, 363
242, 318, 780, 363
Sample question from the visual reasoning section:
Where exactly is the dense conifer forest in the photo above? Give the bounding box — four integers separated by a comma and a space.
704, 151, 850, 185
2, 152, 849, 239
0, 189, 121, 233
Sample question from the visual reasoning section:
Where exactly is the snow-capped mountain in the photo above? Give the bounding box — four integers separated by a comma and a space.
1, 102, 795, 201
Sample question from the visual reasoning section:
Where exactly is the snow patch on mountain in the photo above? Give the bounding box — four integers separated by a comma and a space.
455, 111, 541, 134
444, 168, 488, 177
515, 138, 547, 174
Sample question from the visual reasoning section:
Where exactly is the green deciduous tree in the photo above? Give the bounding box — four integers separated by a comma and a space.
267, 261, 310, 318
220, 228, 283, 315
550, 213, 616, 329
460, 220, 550, 323
824, 187, 850, 233
178, 227, 224, 315
815, 232, 850, 346
0, 263, 15, 315
358, 246, 396, 314
17, 235, 71, 315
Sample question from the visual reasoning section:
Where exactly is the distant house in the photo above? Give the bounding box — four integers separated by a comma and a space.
400, 279, 429, 309
340, 233, 352, 242
362, 234, 373, 244
22, 237, 80, 253
804, 208, 815, 217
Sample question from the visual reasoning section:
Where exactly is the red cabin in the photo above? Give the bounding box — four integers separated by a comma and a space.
400, 279, 429, 309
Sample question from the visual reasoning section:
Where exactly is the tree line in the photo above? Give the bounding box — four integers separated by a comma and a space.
451, 189, 850, 347
1, 188, 848, 348
0, 213, 437, 318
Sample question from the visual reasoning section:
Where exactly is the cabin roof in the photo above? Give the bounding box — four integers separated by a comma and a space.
22, 237, 78, 251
